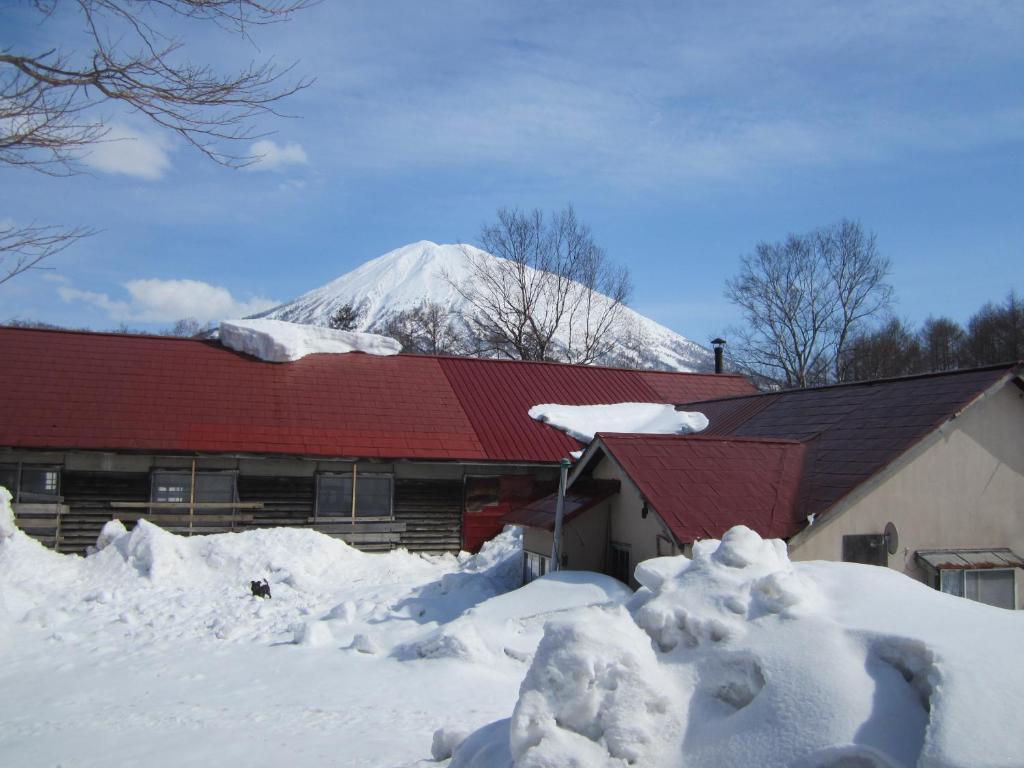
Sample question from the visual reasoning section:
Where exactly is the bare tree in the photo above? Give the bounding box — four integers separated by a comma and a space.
919, 316, 965, 372
725, 219, 893, 388
375, 302, 472, 356
963, 291, 1024, 366
838, 317, 922, 382
1, 0, 312, 281
450, 206, 631, 364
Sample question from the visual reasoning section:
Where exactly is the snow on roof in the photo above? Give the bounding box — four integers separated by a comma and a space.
528, 402, 708, 443
220, 318, 401, 362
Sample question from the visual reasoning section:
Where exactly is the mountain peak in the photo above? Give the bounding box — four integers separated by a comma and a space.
252, 241, 713, 372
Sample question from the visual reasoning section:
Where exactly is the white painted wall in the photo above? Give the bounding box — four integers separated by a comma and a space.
789, 380, 1024, 608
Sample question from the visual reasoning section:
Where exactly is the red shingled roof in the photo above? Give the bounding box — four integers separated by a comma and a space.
0, 327, 755, 462
597, 434, 807, 541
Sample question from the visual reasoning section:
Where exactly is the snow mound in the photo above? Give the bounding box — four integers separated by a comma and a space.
528, 402, 707, 443
220, 317, 401, 362
0, 487, 15, 540
452, 525, 1024, 768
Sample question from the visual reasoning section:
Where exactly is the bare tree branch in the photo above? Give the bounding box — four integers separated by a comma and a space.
448, 206, 632, 364
0, 0, 312, 284
0, 223, 95, 285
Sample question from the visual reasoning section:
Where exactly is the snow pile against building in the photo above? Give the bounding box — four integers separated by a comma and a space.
451, 526, 1024, 768
528, 402, 708, 443
220, 317, 401, 362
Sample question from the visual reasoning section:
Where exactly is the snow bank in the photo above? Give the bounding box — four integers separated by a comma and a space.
528, 402, 708, 443
0, 487, 15, 540
452, 526, 1024, 768
220, 317, 401, 362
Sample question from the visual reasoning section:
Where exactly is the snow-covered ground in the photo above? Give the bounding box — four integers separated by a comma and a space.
0, 490, 629, 767
3, 488, 1022, 767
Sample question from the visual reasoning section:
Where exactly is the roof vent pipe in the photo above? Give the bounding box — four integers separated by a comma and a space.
712, 338, 726, 374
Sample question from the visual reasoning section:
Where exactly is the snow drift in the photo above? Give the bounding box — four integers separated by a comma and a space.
451, 526, 1024, 768
528, 402, 708, 443
220, 317, 401, 362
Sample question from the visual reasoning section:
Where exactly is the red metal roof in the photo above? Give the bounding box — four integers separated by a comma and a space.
598, 434, 807, 541
0, 327, 756, 463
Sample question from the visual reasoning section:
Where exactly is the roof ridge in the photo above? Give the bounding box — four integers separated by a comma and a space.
0, 325, 746, 378
596, 432, 806, 446
684, 361, 1022, 406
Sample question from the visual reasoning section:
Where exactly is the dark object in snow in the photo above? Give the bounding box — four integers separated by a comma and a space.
250, 579, 271, 599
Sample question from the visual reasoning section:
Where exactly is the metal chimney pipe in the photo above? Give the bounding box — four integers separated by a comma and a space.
550, 458, 570, 572
712, 338, 726, 374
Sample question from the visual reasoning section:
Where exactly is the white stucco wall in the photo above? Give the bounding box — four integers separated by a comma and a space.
789, 380, 1024, 607
594, 456, 678, 588
521, 502, 610, 574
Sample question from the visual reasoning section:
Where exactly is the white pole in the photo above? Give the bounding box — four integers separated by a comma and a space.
550, 458, 570, 572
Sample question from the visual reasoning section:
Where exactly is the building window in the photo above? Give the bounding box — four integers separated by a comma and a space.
610, 543, 631, 584
151, 471, 237, 512
524, 551, 549, 584
316, 470, 393, 519
940, 569, 1015, 610
0, 464, 61, 503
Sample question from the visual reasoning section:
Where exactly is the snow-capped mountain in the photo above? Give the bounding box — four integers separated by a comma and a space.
251, 241, 713, 372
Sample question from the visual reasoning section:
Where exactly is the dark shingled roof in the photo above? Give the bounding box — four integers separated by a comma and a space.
681, 363, 1022, 524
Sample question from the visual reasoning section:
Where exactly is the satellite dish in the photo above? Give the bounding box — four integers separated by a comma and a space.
884, 522, 899, 555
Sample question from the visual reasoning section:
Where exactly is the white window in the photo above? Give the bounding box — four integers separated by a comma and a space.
316, 470, 393, 518
940, 569, 1015, 610
524, 551, 549, 584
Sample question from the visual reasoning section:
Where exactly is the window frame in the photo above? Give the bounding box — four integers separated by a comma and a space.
0, 463, 62, 503
314, 468, 394, 521
149, 469, 238, 513
938, 567, 1016, 610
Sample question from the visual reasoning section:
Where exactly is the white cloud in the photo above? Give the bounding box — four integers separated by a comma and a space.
82, 124, 173, 180
247, 139, 309, 171
57, 277, 278, 324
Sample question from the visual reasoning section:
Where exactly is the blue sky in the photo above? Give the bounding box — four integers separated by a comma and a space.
2, 1, 1021, 346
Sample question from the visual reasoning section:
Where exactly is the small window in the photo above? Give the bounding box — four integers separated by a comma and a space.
0, 464, 61, 502
316, 470, 393, 518
524, 551, 549, 584
151, 471, 237, 512
941, 569, 1015, 610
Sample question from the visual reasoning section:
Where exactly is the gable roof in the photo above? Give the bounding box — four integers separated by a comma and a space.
682, 363, 1022, 523
596, 434, 807, 541
0, 326, 755, 463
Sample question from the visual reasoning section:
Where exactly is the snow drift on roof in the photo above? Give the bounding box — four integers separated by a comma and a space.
220, 318, 401, 362
528, 402, 708, 443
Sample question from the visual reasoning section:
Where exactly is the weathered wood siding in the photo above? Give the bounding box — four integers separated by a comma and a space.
22, 467, 466, 555
60, 471, 150, 554
394, 479, 463, 553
